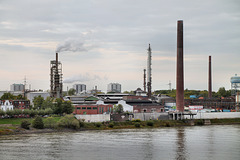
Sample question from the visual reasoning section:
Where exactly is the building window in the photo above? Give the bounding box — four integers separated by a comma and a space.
77, 107, 81, 110
99, 107, 101, 113
82, 107, 86, 109
93, 107, 97, 110
87, 107, 91, 110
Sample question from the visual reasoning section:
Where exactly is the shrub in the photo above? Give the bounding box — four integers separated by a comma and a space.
135, 122, 141, 128
32, 116, 44, 129
133, 119, 141, 122
147, 121, 154, 126
44, 117, 57, 129
165, 122, 171, 127
108, 123, 114, 128
21, 120, 31, 129
71, 119, 80, 129
79, 121, 85, 128
196, 120, 204, 125
58, 114, 80, 129
95, 122, 102, 128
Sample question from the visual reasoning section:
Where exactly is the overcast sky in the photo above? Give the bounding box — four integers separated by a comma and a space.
0, 0, 239, 92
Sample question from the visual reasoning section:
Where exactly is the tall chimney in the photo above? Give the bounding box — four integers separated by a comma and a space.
143, 69, 146, 92
208, 56, 212, 98
176, 20, 184, 112
147, 44, 152, 98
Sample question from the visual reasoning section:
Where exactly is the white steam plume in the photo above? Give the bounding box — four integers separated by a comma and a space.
63, 73, 106, 84
56, 37, 95, 53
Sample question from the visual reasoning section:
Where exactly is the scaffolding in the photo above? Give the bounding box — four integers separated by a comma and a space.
50, 53, 63, 98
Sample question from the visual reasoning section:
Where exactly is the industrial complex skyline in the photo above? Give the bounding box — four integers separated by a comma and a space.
0, 0, 239, 92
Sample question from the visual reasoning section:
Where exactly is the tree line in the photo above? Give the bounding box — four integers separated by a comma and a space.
154, 87, 232, 99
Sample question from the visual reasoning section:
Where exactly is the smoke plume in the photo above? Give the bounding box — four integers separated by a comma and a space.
56, 38, 95, 53
63, 73, 104, 84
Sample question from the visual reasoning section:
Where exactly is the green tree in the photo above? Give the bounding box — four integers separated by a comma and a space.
44, 108, 53, 115
1, 93, 15, 100
33, 95, 44, 109
6, 109, 14, 117
62, 101, 74, 114
113, 104, 124, 114
218, 87, 227, 97
0, 110, 5, 116
53, 98, 63, 114
23, 109, 31, 116
42, 97, 54, 109
68, 88, 76, 96
16, 94, 26, 100
14, 109, 23, 115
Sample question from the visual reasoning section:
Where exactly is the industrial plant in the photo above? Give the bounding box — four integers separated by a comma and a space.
0, 20, 239, 122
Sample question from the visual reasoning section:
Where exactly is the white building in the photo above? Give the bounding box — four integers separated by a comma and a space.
73, 84, 86, 94
10, 84, 24, 92
1, 100, 14, 111
107, 83, 121, 93
117, 100, 133, 113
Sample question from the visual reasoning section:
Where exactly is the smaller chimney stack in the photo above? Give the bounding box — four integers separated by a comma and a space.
143, 69, 146, 92
208, 56, 212, 98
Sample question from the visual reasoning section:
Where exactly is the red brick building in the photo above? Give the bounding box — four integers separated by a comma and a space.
12, 100, 30, 109
73, 104, 113, 115
0, 100, 30, 110
133, 104, 165, 113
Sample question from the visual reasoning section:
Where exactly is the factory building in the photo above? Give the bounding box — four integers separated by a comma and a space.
73, 84, 86, 94
10, 84, 24, 92
107, 83, 121, 93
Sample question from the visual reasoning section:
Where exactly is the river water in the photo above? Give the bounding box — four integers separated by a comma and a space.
0, 125, 239, 160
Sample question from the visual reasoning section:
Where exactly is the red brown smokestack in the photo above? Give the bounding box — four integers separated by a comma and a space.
208, 56, 212, 98
143, 69, 146, 92
176, 20, 184, 112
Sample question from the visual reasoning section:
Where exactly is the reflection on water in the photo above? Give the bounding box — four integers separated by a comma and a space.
0, 125, 240, 160
176, 128, 187, 160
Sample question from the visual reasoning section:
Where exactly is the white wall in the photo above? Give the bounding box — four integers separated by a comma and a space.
75, 114, 110, 122
184, 112, 240, 119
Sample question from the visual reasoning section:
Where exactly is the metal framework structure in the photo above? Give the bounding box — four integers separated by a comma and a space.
50, 53, 63, 98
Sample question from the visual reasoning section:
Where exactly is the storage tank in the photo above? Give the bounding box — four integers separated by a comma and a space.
231, 74, 240, 95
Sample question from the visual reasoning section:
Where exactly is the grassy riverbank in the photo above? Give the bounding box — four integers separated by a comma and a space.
1, 117, 240, 135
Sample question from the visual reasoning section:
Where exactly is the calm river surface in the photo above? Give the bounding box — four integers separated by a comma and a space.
0, 125, 240, 160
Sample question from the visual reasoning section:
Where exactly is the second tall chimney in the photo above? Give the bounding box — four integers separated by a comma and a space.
208, 56, 212, 98
176, 20, 184, 112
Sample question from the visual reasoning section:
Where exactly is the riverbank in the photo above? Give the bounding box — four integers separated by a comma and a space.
1, 118, 240, 136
